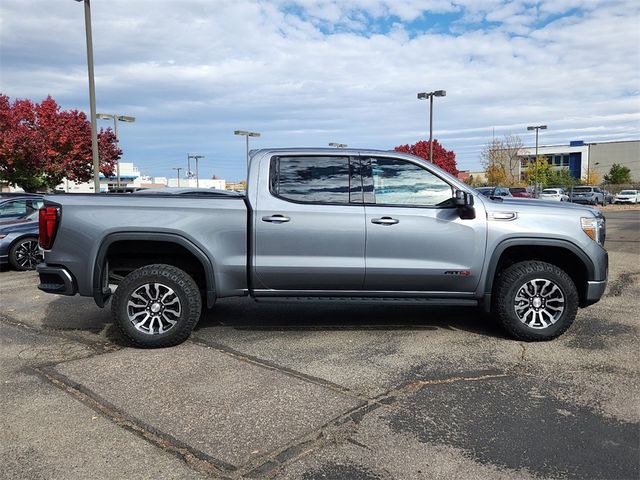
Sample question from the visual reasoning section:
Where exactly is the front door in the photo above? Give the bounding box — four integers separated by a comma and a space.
362, 156, 487, 293
253, 154, 366, 292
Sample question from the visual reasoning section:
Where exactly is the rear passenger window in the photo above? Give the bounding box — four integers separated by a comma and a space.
0, 200, 27, 218
271, 156, 351, 204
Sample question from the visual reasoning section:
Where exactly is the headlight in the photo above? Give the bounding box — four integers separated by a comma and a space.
581, 216, 606, 246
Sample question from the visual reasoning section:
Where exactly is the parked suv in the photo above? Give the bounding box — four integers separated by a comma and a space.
570, 186, 605, 205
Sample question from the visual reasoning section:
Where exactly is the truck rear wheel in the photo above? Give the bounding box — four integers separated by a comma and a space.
111, 264, 202, 348
493, 260, 578, 341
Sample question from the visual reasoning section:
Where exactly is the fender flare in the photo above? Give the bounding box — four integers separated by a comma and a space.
92, 232, 217, 308
482, 237, 595, 310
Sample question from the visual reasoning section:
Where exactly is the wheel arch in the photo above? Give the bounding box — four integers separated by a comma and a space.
483, 238, 594, 310
93, 232, 217, 308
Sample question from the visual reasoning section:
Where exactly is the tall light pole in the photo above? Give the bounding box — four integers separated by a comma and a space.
417, 90, 446, 163
527, 125, 547, 194
328, 142, 347, 148
187, 154, 204, 187
527, 125, 547, 161
75, 0, 100, 193
234, 130, 261, 168
172, 167, 182, 187
97, 113, 135, 190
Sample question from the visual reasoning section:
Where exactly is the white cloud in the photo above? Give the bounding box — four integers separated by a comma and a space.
0, 0, 638, 180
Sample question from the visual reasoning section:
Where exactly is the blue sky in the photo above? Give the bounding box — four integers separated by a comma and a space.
1, 0, 639, 182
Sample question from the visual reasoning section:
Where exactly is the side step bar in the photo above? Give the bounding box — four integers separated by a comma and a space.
254, 297, 478, 306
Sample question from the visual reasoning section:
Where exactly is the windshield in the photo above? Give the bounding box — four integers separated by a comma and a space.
475, 187, 493, 196
542, 189, 558, 194
573, 187, 592, 193
619, 190, 637, 195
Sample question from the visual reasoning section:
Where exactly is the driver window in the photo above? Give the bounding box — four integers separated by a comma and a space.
370, 157, 453, 207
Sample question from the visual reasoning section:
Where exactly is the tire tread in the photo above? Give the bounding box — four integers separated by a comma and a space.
493, 260, 579, 341
111, 264, 202, 348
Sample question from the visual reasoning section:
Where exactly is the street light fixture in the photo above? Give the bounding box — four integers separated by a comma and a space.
172, 167, 183, 187
328, 143, 347, 148
187, 154, 204, 188
74, 0, 100, 193
96, 113, 136, 190
234, 130, 261, 168
417, 90, 446, 163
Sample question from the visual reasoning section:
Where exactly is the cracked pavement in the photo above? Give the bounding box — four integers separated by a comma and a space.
0, 209, 638, 479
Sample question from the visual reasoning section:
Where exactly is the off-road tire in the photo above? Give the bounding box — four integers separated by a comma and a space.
493, 260, 578, 341
111, 264, 202, 348
9, 236, 43, 271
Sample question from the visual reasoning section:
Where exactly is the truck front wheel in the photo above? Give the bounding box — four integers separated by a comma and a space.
111, 264, 202, 348
493, 260, 578, 341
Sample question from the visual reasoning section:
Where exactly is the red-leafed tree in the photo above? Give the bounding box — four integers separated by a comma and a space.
0, 94, 120, 192
394, 140, 458, 176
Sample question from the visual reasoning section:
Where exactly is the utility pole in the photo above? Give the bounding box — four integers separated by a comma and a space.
234, 130, 261, 169
417, 90, 446, 162
187, 154, 204, 188
96, 113, 136, 190
527, 125, 548, 195
172, 167, 182, 187
75, 0, 100, 193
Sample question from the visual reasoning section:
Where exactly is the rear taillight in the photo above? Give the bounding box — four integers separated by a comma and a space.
39, 207, 59, 250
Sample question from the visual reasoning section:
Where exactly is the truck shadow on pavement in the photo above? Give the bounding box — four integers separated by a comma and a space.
196, 298, 510, 339
39, 296, 509, 347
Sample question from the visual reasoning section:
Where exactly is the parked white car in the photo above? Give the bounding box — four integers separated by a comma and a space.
540, 188, 569, 202
612, 190, 639, 204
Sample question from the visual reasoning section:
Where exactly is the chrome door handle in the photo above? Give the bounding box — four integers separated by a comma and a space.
262, 214, 290, 223
371, 217, 399, 225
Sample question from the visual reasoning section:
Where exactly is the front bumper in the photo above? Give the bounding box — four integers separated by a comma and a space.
584, 279, 607, 306
581, 244, 608, 307
37, 264, 77, 296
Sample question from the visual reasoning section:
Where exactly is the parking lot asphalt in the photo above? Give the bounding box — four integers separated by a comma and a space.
0, 209, 638, 479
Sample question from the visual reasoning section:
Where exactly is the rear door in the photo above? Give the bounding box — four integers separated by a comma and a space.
253, 155, 366, 292
362, 156, 487, 293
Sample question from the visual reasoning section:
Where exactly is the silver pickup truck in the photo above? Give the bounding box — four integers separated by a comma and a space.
37, 148, 608, 347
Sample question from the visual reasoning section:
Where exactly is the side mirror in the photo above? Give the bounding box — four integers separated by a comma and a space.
455, 190, 476, 219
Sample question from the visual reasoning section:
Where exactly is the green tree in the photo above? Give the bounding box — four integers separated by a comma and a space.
546, 168, 577, 189
603, 164, 632, 184
526, 156, 551, 188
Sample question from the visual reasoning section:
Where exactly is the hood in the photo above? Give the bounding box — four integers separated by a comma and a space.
480, 196, 600, 216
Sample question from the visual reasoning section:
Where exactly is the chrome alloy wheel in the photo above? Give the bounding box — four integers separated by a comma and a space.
126, 283, 182, 335
15, 239, 43, 269
514, 278, 565, 329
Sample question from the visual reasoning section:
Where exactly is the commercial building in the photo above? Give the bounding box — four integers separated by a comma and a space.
518, 140, 639, 182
